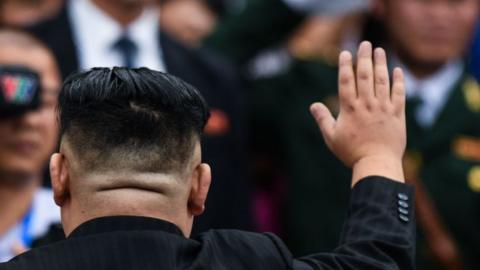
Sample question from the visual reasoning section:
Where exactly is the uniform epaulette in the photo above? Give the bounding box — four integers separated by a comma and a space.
467, 166, 480, 192
453, 135, 480, 161
462, 77, 480, 112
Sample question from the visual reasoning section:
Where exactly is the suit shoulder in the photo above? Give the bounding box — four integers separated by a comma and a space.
195, 230, 292, 268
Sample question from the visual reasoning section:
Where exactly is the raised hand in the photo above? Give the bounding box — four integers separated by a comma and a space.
310, 41, 406, 186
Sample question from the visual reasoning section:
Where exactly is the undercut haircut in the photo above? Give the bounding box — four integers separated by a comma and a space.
58, 67, 210, 174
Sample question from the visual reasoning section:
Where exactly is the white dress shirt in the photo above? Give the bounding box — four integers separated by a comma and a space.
399, 59, 464, 128
68, 0, 165, 71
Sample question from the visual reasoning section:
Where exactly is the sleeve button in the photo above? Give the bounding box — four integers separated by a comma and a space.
398, 207, 409, 215
399, 214, 410, 223
398, 200, 409, 208
398, 193, 409, 201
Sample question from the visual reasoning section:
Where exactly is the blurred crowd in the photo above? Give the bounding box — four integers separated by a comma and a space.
0, 0, 479, 269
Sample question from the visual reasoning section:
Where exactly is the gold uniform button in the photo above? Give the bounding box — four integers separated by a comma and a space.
463, 78, 480, 112
468, 166, 480, 192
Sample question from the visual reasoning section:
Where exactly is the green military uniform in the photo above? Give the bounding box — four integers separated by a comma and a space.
407, 75, 480, 269
248, 58, 351, 255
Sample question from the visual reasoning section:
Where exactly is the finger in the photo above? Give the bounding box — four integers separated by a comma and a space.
356, 41, 374, 100
374, 48, 390, 102
338, 51, 356, 106
310, 103, 335, 144
391, 68, 405, 114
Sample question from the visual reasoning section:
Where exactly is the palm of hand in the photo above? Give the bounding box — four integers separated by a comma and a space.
311, 41, 406, 184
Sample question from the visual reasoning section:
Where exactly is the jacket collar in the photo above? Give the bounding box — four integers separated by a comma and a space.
68, 216, 184, 239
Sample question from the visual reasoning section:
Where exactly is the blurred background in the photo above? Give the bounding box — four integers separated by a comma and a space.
0, 0, 479, 269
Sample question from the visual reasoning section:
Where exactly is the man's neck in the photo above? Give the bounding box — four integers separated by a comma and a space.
403, 62, 444, 79
394, 50, 448, 80
62, 187, 192, 237
91, 0, 145, 27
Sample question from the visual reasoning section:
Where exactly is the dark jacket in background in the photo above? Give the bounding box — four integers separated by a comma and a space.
1, 177, 415, 270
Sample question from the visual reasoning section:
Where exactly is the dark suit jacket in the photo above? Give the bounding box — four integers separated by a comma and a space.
27, 6, 252, 234
0, 177, 415, 270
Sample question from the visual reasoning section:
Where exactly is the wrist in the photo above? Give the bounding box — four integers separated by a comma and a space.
351, 155, 405, 187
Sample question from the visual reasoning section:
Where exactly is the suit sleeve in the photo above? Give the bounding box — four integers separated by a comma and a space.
267, 176, 415, 270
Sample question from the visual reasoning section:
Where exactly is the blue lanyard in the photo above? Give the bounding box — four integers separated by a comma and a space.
20, 207, 33, 247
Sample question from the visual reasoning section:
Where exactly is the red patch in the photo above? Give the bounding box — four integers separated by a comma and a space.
1, 76, 19, 100
204, 109, 230, 136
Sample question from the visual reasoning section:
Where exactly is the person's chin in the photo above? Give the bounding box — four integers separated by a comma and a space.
118, 0, 146, 7
0, 159, 43, 179
414, 43, 460, 63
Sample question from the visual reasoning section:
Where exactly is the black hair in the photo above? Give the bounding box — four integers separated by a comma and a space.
58, 67, 210, 173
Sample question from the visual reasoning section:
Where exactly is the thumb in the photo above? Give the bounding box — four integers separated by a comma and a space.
310, 103, 335, 144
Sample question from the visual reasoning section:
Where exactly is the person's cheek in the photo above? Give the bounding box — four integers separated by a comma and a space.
40, 106, 58, 162
0, 125, 9, 169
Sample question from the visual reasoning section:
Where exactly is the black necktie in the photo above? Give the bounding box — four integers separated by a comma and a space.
406, 95, 422, 119
406, 95, 424, 147
112, 34, 138, 68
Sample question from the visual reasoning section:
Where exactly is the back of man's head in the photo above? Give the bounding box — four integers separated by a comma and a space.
59, 67, 209, 175
52, 68, 212, 236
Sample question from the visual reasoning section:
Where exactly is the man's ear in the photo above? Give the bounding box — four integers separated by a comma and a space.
188, 163, 211, 216
50, 153, 70, 206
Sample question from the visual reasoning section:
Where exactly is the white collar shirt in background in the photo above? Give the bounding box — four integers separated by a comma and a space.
399, 59, 464, 128
68, 0, 165, 71
0, 188, 60, 262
